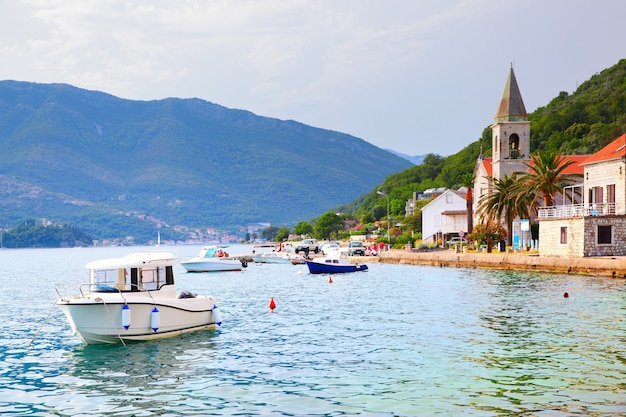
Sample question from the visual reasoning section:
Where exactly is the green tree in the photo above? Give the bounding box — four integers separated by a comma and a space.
519, 151, 583, 209
403, 214, 421, 234
371, 205, 386, 221
467, 220, 507, 246
275, 226, 290, 243
313, 212, 345, 240
261, 226, 280, 241
477, 174, 530, 246
293, 221, 313, 237
361, 212, 375, 224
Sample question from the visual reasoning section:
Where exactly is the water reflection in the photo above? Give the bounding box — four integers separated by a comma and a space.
468, 271, 626, 415
53, 332, 221, 415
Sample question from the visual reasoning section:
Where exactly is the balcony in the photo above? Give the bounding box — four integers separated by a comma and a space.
538, 203, 618, 219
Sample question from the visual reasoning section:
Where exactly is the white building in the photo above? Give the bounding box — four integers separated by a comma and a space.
538, 134, 626, 257
421, 189, 468, 243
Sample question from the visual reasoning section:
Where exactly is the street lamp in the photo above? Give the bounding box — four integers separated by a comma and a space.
376, 190, 390, 246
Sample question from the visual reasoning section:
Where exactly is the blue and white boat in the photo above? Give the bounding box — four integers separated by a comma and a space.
305, 250, 368, 274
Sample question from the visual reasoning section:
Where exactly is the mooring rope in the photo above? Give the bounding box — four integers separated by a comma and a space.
100, 298, 126, 347
29, 301, 57, 347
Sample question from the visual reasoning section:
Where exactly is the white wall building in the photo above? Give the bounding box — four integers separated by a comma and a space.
421, 189, 468, 243
539, 134, 626, 257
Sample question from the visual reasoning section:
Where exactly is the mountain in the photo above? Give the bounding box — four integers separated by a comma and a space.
385, 150, 425, 165
0, 81, 413, 242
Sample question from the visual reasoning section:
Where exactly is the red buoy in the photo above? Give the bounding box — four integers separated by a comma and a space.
328, 276, 333, 283
269, 297, 276, 311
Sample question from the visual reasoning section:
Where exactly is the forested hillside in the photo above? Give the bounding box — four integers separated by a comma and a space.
344, 59, 626, 221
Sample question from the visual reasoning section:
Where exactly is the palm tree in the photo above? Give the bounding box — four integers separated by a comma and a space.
461, 173, 475, 234
520, 152, 583, 209
477, 174, 531, 246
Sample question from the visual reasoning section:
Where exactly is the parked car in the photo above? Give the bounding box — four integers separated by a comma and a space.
320, 241, 341, 255
447, 237, 467, 246
294, 239, 319, 254
348, 241, 366, 256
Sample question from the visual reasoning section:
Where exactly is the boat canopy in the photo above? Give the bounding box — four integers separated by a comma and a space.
87, 251, 177, 291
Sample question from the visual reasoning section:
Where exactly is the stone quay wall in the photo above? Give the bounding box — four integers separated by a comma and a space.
379, 249, 626, 278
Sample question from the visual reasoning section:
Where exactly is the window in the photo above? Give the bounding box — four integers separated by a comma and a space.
607, 184, 616, 214
597, 225, 612, 244
509, 134, 520, 159
560, 227, 567, 244
446, 194, 453, 203
589, 187, 603, 209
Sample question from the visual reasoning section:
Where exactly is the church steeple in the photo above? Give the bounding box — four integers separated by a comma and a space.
491, 65, 531, 180
495, 64, 527, 123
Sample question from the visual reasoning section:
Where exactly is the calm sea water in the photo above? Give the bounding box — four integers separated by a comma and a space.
0, 245, 625, 416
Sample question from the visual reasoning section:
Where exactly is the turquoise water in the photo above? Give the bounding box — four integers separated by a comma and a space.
0, 246, 625, 416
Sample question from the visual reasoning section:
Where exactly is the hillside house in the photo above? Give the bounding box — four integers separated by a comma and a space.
538, 134, 626, 257
421, 189, 468, 243
405, 188, 447, 216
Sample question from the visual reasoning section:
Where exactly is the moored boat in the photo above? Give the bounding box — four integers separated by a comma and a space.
180, 246, 246, 272
56, 251, 222, 344
252, 251, 293, 264
305, 250, 368, 274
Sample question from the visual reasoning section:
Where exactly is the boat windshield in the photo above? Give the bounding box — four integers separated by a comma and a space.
91, 265, 172, 291
91, 268, 129, 291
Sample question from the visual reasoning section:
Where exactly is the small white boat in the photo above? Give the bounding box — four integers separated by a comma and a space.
56, 251, 222, 345
288, 253, 307, 265
180, 246, 246, 272
252, 251, 293, 264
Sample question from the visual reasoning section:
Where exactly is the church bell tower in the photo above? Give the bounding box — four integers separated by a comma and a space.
491, 65, 531, 179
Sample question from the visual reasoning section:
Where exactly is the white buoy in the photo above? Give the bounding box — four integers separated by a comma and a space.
151, 307, 160, 332
122, 304, 131, 330
212, 304, 222, 326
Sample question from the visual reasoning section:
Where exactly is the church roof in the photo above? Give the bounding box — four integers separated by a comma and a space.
476, 155, 585, 178
495, 66, 528, 123
582, 134, 626, 165
477, 157, 493, 177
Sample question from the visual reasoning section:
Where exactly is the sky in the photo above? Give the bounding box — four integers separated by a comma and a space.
1, 0, 625, 157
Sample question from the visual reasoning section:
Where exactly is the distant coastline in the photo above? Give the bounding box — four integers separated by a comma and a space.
380, 249, 626, 278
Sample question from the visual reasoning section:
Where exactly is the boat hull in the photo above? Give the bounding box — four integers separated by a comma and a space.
180, 259, 242, 272
251, 254, 292, 264
305, 261, 368, 274
56, 292, 220, 344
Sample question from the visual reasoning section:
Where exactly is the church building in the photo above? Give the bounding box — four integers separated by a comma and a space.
473, 65, 532, 231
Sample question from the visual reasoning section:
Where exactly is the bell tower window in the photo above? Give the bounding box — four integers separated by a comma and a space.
509, 134, 520, 159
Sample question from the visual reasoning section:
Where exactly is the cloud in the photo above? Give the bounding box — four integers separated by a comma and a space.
1, 0, 625, 155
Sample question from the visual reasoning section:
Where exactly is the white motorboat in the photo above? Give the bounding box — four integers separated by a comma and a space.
56, 251, 222, 345
251, 251, 291, 264
180, 246, 247, 272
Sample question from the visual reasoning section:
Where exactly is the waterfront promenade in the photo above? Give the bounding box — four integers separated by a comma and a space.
379, 248, 626, 278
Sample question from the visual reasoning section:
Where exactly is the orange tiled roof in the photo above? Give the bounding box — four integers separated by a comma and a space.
550, 155, 587, 175
581, 134, 626, 165
482, 155, 586, 176
482, 157, 493, 176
